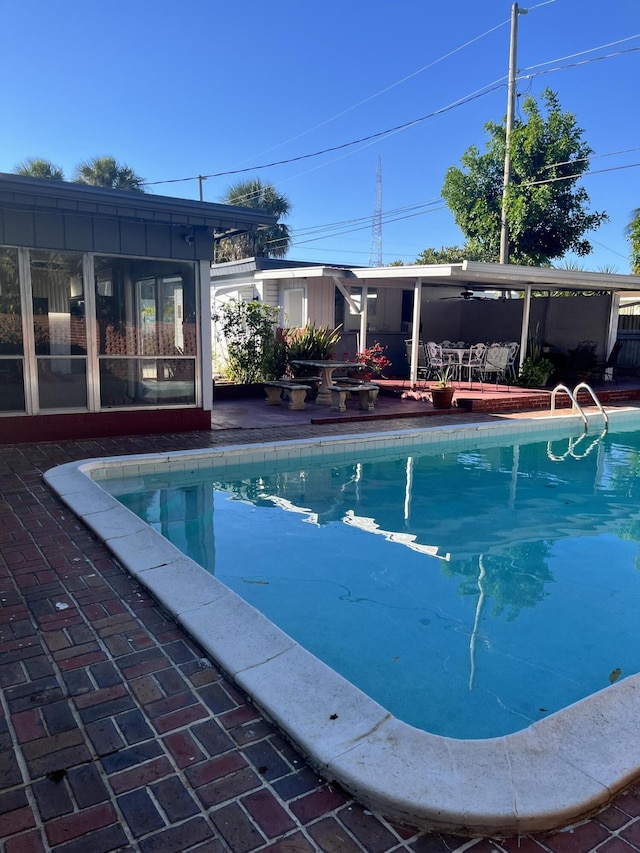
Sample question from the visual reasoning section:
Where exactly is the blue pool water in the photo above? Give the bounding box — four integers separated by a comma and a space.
107, 423, 640, 739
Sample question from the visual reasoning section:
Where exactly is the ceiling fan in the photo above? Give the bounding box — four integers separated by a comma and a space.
440, 288, 490, 301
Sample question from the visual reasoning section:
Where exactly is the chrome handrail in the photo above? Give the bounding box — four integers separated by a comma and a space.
550, 382, 608, 432
550, 384, 588, 430
573, 382, 609, 427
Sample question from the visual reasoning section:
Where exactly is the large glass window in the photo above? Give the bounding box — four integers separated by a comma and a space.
0, 248, 24, 412
30, 250, 87, 410
94, 257, 197, 408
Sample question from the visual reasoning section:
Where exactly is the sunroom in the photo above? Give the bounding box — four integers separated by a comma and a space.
0, 174, 274, 443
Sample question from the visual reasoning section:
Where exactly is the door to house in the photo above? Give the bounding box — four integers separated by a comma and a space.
283, 287, 305, 328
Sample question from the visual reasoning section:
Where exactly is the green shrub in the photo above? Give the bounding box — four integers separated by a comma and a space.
517, 356, 553, 387
212, 300, 280, 383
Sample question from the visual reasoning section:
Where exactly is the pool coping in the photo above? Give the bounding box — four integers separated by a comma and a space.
43, 411, 640, 836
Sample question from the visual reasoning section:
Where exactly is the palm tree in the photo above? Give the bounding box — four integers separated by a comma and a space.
215, 178, 291, 261
13, 158, 65, 180
73, 156, 145, 192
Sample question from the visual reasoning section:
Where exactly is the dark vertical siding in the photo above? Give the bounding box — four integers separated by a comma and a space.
0, 207, 212, 261
120, 221, 147, 255
34, 212, 65, 248
4, 210, 35, 245
65, 214, 94, 250
93, 219, 121, 253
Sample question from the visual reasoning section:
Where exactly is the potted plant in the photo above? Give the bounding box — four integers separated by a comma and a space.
430, 366, 455, 409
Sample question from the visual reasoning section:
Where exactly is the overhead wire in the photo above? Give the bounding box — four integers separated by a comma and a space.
144, 43, 637, 199
521, 33, 640, 72
220, 16, 512, 171
143, 83, 505, 190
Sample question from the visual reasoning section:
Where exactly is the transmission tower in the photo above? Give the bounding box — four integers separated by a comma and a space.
368, 156, 382, 267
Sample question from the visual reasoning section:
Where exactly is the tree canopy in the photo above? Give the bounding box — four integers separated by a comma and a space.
215, 178, 291, 262
14, 158, 65, 181
73, 156, 145, 191
13, 155, 145, 192
628, 208, 640, 275
414, 245, 486, 265
441, 89, 607, 266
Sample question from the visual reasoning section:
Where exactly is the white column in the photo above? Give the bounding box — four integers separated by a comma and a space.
409, 278, 423, 386
199, 260, 213, 411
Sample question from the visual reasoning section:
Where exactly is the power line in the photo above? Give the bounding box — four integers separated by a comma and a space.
142, 84, 504, 189
219, 17, 511, 172
292, 199, 442, 237
281, 206, 448, 249
520, 45, 640, 81
521, 161, 640, 188
522, 33, 640, 72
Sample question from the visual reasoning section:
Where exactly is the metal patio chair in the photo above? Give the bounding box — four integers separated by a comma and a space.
480, 343, 511, 390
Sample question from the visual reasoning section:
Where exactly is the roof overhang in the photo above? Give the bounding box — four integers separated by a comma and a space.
0, 173, 276, 236
349, 261, 640, 293
211, 259, 640, 294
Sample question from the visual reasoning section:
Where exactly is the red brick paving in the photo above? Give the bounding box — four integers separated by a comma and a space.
1, 414, 640, 852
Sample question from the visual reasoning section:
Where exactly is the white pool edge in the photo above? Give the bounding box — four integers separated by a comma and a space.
43, 411, 640, 836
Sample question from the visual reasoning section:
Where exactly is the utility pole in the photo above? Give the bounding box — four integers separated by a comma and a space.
499, 2, 527, 264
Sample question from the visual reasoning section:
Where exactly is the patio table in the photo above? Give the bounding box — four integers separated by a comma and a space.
441, 347, 471, 382
290, 360, 366, 405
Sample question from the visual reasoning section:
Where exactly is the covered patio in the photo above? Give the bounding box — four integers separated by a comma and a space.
212, 259, 640, 389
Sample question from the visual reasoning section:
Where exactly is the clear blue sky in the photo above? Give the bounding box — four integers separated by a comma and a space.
2, 0, 638, 271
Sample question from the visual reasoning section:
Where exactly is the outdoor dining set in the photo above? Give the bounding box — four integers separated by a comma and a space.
405, 340, 520, 388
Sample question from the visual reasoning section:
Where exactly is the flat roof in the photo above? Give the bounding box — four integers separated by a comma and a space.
0, 173, 276, 235
211, 258, 640, 293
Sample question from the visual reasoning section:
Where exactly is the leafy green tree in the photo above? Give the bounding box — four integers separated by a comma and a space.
627, 208, 640, 275
442, 89, 607, 266
215, 178, 291, 261
73, 156, 145, 192
13, 158, 65, 180
212, 299, 280, 383
414, 244, 489, 265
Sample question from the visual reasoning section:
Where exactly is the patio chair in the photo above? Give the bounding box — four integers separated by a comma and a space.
425, 341, 449, 379
567, 341, 597, 381
480, 343, 511, 390
591, 340, 623, 383
504, 342, 520, 382
404, 339, 429, 381
462, 342, 487, 388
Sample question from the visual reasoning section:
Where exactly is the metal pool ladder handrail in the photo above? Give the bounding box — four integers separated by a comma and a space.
550, 382, 608, 431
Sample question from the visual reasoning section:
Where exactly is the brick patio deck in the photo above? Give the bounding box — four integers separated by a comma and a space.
2, 413, 640, 852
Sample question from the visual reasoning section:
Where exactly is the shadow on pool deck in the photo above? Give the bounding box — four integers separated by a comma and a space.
1, 412, 640, 852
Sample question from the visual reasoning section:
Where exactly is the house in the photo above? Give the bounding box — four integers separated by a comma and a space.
0, 174, 275, 444
211, 258, 640, 383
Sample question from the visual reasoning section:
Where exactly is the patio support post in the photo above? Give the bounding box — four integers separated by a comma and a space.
519, 284, 532, 370
360, 283, 369, 355
199, 260, 214, 411
409, 278, 423, 387
604, 293, 620, 380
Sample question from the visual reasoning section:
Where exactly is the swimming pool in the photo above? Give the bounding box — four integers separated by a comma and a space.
44, 410, 640, 835
103, 419, 640, 740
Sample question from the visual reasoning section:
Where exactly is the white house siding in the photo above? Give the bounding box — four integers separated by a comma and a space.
305, 277, 335, 328
263, 280, 280, 308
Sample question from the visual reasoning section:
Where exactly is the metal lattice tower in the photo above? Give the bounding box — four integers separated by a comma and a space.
368, 156, 383, 267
